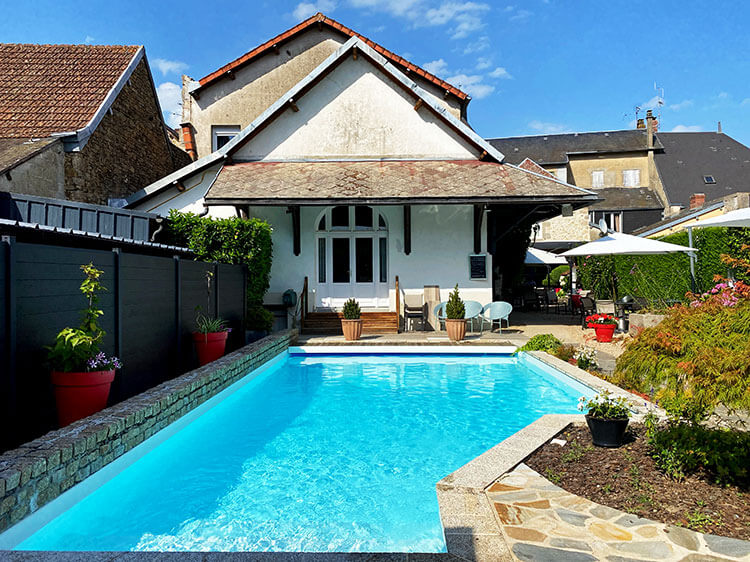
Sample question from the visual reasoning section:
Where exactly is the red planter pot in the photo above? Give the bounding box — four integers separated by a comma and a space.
593, 323, 616, 342
51, 370, 115, 427
193, 331, 229, 366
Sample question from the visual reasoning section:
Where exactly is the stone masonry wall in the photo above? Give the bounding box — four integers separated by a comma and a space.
0, 329, 297, 534
64, 59, 190, 204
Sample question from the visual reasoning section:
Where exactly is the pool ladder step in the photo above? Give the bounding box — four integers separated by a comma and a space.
302, 312, 399, 334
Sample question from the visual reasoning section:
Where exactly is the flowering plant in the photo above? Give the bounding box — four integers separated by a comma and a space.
574, 347, 597, 371
87, 352, 122, 371
586, 313, 617, 325
578, 391, 631, 419
689, 281, 748, 308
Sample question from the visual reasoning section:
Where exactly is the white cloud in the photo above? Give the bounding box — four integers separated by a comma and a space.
505, 5, 532, 21
640, 95, 664, 111
153, 58, 188, 77
293, 0, 336, 20
423, 58, 450, 76
488, 66, 512, 79
741, 98, 750, 107
156, 82, 182, 128
446, 73, 494, 99
528, 120, 572, 134
348, 0, 422, 18
422, 2, 490, 39
668, 99, 693, 111
670, 124, 702, 132
84, 35, 95, 44
717, 91, 729, 100
463, 35, 490, 53
475, 57, 492, 70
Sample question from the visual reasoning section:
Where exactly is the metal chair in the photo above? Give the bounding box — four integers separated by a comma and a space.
580, 296, 597, 329
463, 300, 484, 333
404, 293, 426, 331
481, 301, 513, 333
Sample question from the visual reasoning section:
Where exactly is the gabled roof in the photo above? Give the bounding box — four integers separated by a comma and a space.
0, 44, 142, 148
487, 129, 663, 165
0, 137, 59, 175
128, 37, 596, 208
518, 157, 555, 178
192, 12, 468, 103
589, 187, 663, 211
654, 132, 750, 209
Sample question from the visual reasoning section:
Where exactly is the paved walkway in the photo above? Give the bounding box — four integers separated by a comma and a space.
489, 464, 750, 562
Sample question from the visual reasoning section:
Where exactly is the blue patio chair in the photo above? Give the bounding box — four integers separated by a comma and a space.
481, 301, 513, 333
463, 300, 484, 333
433, 301, 447, 331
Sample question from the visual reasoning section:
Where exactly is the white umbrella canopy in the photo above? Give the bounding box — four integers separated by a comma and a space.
561, 231, 697, 257
688, 207, 750, 229
525, 247, 568, 266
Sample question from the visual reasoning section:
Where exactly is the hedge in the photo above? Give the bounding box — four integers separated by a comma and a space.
163, 210, 273, 306
577, 227, 750, 302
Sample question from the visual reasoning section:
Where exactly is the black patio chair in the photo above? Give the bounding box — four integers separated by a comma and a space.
580, 296, 596, 329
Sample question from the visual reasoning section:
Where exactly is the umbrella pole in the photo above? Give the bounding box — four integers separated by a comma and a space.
687, 226, 697, 293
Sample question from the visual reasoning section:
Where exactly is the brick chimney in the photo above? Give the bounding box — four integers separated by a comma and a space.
646, 110, 655, 148
180, 123, 197, 161
636, 118, 645, 129
689, 193, 706, 209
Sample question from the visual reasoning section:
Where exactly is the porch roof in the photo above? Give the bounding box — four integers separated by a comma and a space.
204, 160, 599, 206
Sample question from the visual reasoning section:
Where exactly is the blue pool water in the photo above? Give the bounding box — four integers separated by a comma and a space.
16, 351, 590, 552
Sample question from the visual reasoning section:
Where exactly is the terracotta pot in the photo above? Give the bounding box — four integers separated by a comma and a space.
341, 319, 363, 341
51, 369, 115, 427
593, 323, 616, 342
586, 415, 629, 447
193, 331, 229, 366
445, 318, 467, 341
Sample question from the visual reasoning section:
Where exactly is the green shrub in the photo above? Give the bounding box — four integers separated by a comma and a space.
342, 298, 361, 320
553, 344, 576, 362
445, 284, 465, 319
543, 265, 570, 287
164, 210, 273, 306
247, 305, 274, 332
516, 334, 563, 354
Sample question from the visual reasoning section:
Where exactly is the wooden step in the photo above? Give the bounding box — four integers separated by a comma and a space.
303, 311, 398, 334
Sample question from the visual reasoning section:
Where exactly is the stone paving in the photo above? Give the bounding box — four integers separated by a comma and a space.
488, 464, 750, 562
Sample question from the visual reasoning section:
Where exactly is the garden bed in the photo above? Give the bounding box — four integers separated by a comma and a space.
525, 423, 750, 541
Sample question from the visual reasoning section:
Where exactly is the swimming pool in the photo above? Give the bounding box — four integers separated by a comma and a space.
9, 348, 593, 553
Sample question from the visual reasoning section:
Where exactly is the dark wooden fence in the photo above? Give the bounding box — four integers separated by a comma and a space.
0, 238, 247, 451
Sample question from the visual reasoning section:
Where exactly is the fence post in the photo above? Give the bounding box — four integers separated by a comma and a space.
213, 262, 219, 321
174, 255, 181, 378
112, 248, 122, 358
2, 236, 17, 444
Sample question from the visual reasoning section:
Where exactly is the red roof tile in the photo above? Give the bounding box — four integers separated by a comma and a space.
0, 44, 140, 138
197, 13, 468, 101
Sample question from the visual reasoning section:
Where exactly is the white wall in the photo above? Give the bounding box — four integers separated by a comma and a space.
233, 57, 478, 162
250, 204, 491, 308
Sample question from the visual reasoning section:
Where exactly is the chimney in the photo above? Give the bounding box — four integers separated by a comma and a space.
636, 118, 645, 129
180, 123, 197, 161
646, 110, 654, 148
689, 193, 706, 209
718, 121, 722, 133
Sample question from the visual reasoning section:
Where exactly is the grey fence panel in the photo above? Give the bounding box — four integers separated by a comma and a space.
0, 242, 8, 433
217, 263, 246, 351
179, 260, 216, 373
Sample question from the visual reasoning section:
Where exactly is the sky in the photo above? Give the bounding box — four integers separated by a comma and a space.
3, 1, 750, 145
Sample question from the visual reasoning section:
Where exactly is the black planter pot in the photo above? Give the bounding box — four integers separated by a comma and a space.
585, 415, 629, 448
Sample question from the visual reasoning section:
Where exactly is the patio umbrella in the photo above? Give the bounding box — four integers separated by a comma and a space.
524, 247, 568, 265
687, 207, 750, 229
561, 231, 697, 257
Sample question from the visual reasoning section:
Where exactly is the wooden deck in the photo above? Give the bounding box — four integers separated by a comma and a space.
302, 311, 399, 334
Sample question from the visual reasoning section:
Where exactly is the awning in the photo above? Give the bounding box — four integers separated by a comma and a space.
204, 160, 599, 206
525, 247, 568, 266
687, 207, 750, 229
562, 231, 696, 256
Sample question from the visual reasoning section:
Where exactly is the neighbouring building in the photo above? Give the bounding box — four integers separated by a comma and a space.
487, 115, 750, 249
127, 14, 597, 331
0, 43, 191, 204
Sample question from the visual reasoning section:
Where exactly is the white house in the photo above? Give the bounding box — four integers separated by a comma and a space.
127, 16, 596, 332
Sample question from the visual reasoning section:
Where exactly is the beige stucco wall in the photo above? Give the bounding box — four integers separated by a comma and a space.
536, 207, 596, 243
567, 152, 650, 188
184, 30, 463, 159
0, 142, 65, 199
233, 57, 478, 161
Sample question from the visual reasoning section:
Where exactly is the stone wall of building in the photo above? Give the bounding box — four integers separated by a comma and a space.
0, 330, 297, 534
64, 59, 188, 204
0, 141, 65, 200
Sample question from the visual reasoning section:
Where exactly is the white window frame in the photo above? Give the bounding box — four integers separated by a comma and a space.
623, 169, 641, 187
591, 170, 605, 188
212, 125, 241, 152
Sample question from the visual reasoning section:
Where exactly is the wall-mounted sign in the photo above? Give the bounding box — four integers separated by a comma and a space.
469, 253, 487, 280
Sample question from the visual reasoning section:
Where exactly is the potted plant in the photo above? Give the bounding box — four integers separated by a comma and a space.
578, 391, 631, 447
586, 313, 617, 342
445, 284, 466, 342
193, 271, 231, 366
47, 263, 122, 427
341, 298, 362, 341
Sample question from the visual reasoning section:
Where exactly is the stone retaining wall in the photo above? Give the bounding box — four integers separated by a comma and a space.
0, 329, 297, 533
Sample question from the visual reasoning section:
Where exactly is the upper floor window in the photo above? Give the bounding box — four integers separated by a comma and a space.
591, 170, 605, 188
623, 169, 641, 187
212, 125, 241, 151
